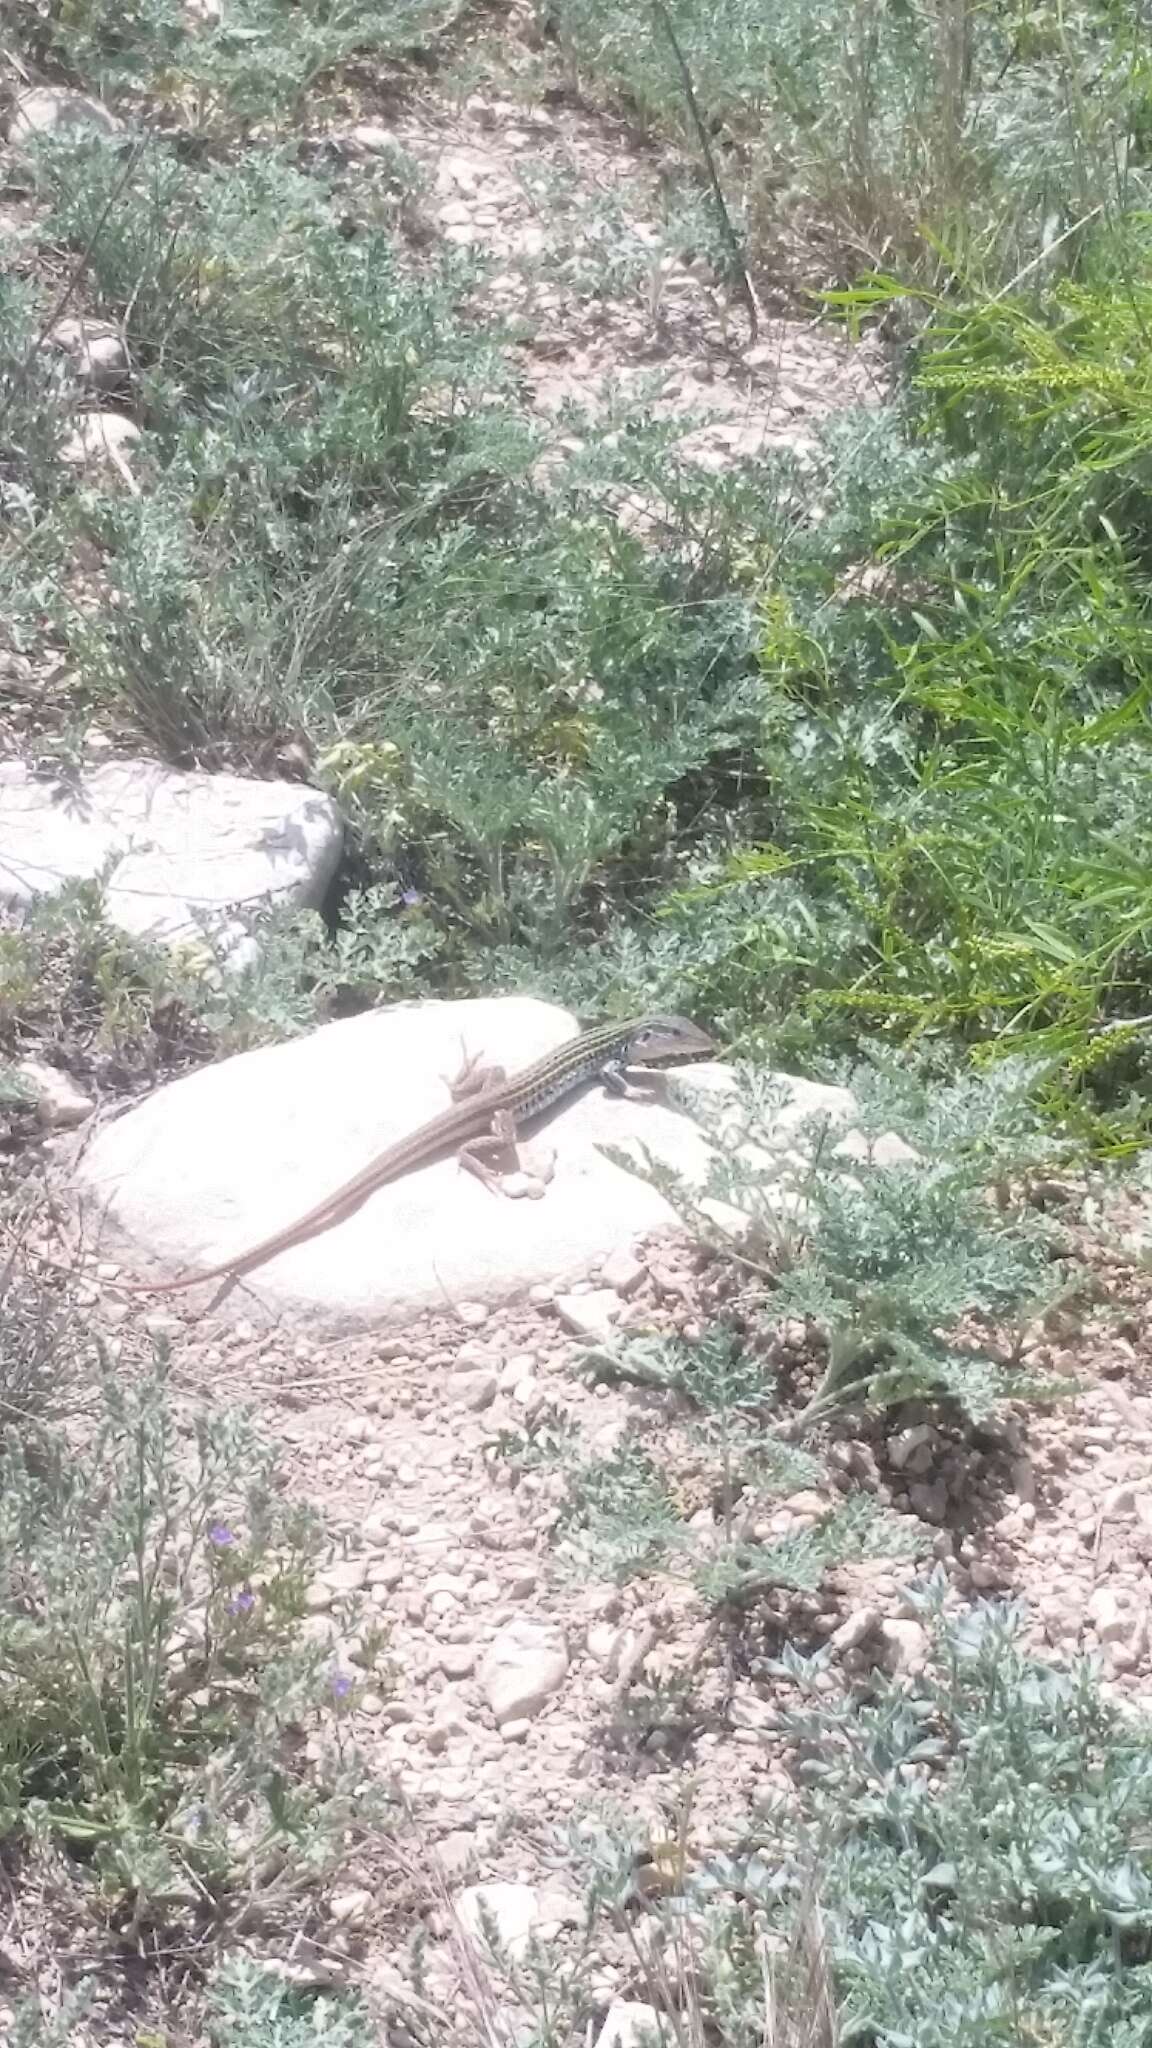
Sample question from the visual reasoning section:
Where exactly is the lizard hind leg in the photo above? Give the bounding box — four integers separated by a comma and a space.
458, 1108, 525, 1197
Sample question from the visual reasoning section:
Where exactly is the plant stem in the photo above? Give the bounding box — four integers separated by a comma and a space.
649, 0, 758, 345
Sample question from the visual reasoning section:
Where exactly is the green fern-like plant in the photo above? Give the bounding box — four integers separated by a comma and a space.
605, 1056, 1068, 1432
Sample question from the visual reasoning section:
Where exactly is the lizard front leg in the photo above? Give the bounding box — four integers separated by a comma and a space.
600, 1058, 658, 1104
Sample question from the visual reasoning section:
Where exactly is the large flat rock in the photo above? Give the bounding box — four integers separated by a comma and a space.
74, 997, 898, 1333
76, 999, 716, 1330
0, 759, 342, 954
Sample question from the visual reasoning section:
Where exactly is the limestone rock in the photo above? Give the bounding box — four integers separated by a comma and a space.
876, 1618, 929, 1675
0, 759, 342, 958
479, 1614, 568, 1725
1086, 1586, 1132, 1644
350, 122, 399, 153
9, 89, 120, 143
328, 1888, 371, 1927
600, 1247, 647, 1296
46, 317, 129, 393
59, 411, 142, 481
453, 1370, 498, 1412
595, 2004, 667, 2048
15, 1060, 94, 1128
75, 999, 712, 1326
830, 1606, 880, 1654
556, 1288, 621, 1342
453, 1882, 546, 1961
453, 1881, 572, 1960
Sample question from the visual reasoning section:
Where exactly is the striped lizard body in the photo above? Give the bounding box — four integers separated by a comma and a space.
121, 1013, 713, 1295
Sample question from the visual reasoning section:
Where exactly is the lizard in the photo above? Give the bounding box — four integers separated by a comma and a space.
118, 1013, 714, 1296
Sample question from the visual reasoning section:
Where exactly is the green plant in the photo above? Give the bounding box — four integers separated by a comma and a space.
8, 0, 463, 140
530, 1406, 918, 1603
556, 1597, 1152, 2043
693, 1491, 920, 1610
0, 879, 211, 1080
24, 140, 765, 922
608, 1058, 1067, 1430
692, 1597, 1152, 2042
3, 1996, 89, 2048
0, 882, 291, 1082
0, 1201, 91, 1437
638, 242, 1152, 1145
205, 1957, 373, 2046
557, 1440, 686, 1580
546, 0, 1151, 285
0, 1355, 370, 1914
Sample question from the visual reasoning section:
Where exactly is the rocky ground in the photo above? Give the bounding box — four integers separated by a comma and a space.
70, 1189, 1152, 2022
324, 80, 889, 468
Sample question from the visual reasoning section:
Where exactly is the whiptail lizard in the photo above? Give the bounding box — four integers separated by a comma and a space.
121, 1013, 714, 1295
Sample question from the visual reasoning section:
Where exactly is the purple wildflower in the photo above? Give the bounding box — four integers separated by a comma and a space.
329, 1667, 353, 1701
209, 1522, 236, 1548
399, 887, 424, 908
229, 1587, 256, 1615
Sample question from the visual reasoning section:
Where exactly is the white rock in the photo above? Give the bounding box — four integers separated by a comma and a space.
876, 1619, 928, 1674
887, 1424, 934, 1472
454, 1882, 548, 1961
671, 1063, 916, 1176
425, 1571, 468, 1600
595, 2003, 667, 2048
0, 760, 342, 959
1086, 1587, 1132, 1643
440, 1645, 477, 1679
830, 1606, 880, 1654
10, 88, 120, 141
318, 1558, 368, 1596
329, 1888, 372, 1926
46, 317, 128, 392
556, 1288, 622, 1341
142, 1312, 184, 1338
480, 1616, 568, 1725
453, 1370, 498, 1411
351, 122, 398, 152
601, 1247, 647, 1297
59, 411, 141, 479
587, 1623, 623, 1666
74, 1000, 716, 1327
15, 1059, 94, 1128
782, 1490, 829, 1519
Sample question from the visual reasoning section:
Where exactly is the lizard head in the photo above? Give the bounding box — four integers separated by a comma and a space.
626, 1015, 715, 1064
